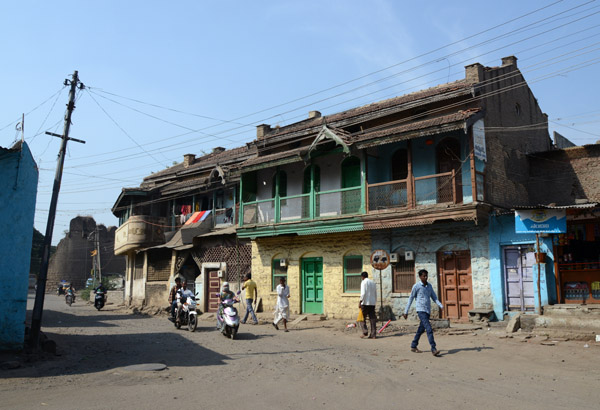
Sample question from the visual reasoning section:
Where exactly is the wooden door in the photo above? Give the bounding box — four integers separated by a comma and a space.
206, 270, 220, 312
438, 250, 473, 322
302, 257, 323, 314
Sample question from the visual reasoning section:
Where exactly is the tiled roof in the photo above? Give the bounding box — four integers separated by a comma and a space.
143, 144, 256, 182
262, 80, 473, 141
351, 108, 482, 146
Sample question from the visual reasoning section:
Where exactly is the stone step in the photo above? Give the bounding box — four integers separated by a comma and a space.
543, 304, 600, 317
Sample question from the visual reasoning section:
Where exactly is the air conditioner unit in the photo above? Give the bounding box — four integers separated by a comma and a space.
405, 251, 414, 261
389, 253, 399, 263
217, 270, 224, 278
280, 258, 288, 267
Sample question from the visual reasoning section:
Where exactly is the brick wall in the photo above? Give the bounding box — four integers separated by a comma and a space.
474, 60, 551, 208
528, 144, 600, 204
252, 231, 372, 319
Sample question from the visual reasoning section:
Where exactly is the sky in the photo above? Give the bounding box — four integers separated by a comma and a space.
1, 0, 600, 245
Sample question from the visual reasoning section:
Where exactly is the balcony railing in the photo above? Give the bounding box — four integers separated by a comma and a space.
240, 170, 477, 226
240, 187, 362, 226
367, 170, 461, 212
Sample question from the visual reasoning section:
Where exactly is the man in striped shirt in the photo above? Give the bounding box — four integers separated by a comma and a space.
403, 269, 443, 356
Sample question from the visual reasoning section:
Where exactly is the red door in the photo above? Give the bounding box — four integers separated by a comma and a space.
206, 270, 220, 312
438, 250, 473, 322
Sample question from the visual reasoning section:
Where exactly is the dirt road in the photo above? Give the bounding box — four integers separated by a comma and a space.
1, 293, 599, 410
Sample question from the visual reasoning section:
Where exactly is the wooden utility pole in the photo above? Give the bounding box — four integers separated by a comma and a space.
30, 71, 86, 348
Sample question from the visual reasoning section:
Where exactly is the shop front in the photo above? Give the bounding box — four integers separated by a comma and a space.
553, 205, 600, 304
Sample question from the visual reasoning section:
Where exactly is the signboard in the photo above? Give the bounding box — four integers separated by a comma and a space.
370, 249, 390, 270
473, 119, 486, 162
515, 209, 567, 234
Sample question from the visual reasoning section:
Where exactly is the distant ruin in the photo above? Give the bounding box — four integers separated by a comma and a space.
46, 216, 125, 291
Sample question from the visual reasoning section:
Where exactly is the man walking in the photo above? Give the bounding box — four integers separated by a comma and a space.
241, 273, 258, 325
359, 271, 377, 339
403, 269, 443, 356
273, 277, 290, 332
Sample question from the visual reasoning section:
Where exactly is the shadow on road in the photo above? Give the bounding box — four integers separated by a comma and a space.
2, 330, 230, 379
442, 346, 493, 355
26, 309, 153, 328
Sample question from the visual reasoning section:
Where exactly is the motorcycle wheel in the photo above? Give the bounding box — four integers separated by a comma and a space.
188, 315, 197, 332
66, 295, 72, 306
230, 327, 237, 340
224, 327, 231, 338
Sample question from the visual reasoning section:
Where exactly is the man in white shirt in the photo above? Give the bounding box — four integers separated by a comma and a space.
273, 277, 290, 332
359, 271, 377, 339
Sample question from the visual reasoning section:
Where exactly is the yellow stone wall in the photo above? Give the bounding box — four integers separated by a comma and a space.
251, 231, 372, 319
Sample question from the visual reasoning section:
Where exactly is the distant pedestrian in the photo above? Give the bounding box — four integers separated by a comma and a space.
273, 277, 290, 332
359, 271, 377, 339
403, 269, 443, 356
168, 277, 182, 320
241, 273, 259, 325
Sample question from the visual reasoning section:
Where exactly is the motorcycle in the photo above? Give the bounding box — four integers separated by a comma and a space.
174, 294, 198, 332
65, 289, 75, 306
94, 289, 106, 310
216, 291, 240, 339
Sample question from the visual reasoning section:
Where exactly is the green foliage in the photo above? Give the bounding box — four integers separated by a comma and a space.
81, 276, 117, 301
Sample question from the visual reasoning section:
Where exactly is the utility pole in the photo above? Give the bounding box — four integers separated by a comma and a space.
30, 71, 86, 349
95, 228, 102, 284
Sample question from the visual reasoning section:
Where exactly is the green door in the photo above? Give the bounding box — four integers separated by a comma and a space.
302, 257, 323, 314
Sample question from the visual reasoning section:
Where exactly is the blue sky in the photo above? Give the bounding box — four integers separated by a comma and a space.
1, 0, 599, 244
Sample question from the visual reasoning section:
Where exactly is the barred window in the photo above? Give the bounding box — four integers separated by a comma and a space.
147, 249, 171, 281
272, 259, 288, 291
344, 255, 363, 292
392, 255, 415, 293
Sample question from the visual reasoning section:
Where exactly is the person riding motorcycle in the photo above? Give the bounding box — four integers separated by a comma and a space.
175, 280, 194, 323
94, 283, 107, 302
65, 284, 76, 302
217, 282, 237, 329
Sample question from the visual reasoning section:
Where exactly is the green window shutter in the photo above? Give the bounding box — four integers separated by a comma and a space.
342, 156, 361, 188
344, 255, 363, 292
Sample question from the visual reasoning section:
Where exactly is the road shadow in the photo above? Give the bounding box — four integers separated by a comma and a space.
1, 330, 230, 379
441, 346, 494, 356
25, 309, 153, 328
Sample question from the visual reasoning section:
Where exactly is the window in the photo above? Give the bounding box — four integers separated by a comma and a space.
344, 255, 363, 292
392, 253, 415, 293
272, 258, 288, 291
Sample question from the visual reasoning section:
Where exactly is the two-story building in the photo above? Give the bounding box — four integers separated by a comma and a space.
236, 56, 551, 321
112, 145, 256, 311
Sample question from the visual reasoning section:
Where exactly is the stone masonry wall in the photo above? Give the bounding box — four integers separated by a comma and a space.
528, 144, 600, 205
371, 221, 490, 319
252, 231, 372, 319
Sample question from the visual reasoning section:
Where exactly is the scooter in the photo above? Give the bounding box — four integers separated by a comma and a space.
216, 291, 240, 339
174, 294, 198, 332
94, 289, 106, 310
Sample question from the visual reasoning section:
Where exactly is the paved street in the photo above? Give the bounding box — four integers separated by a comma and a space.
1, 293, 599, 410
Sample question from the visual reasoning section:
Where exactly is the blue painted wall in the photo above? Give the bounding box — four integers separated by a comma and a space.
367, 131, 481, 204
0, 142, 38, 350
489, 214, 555, 320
